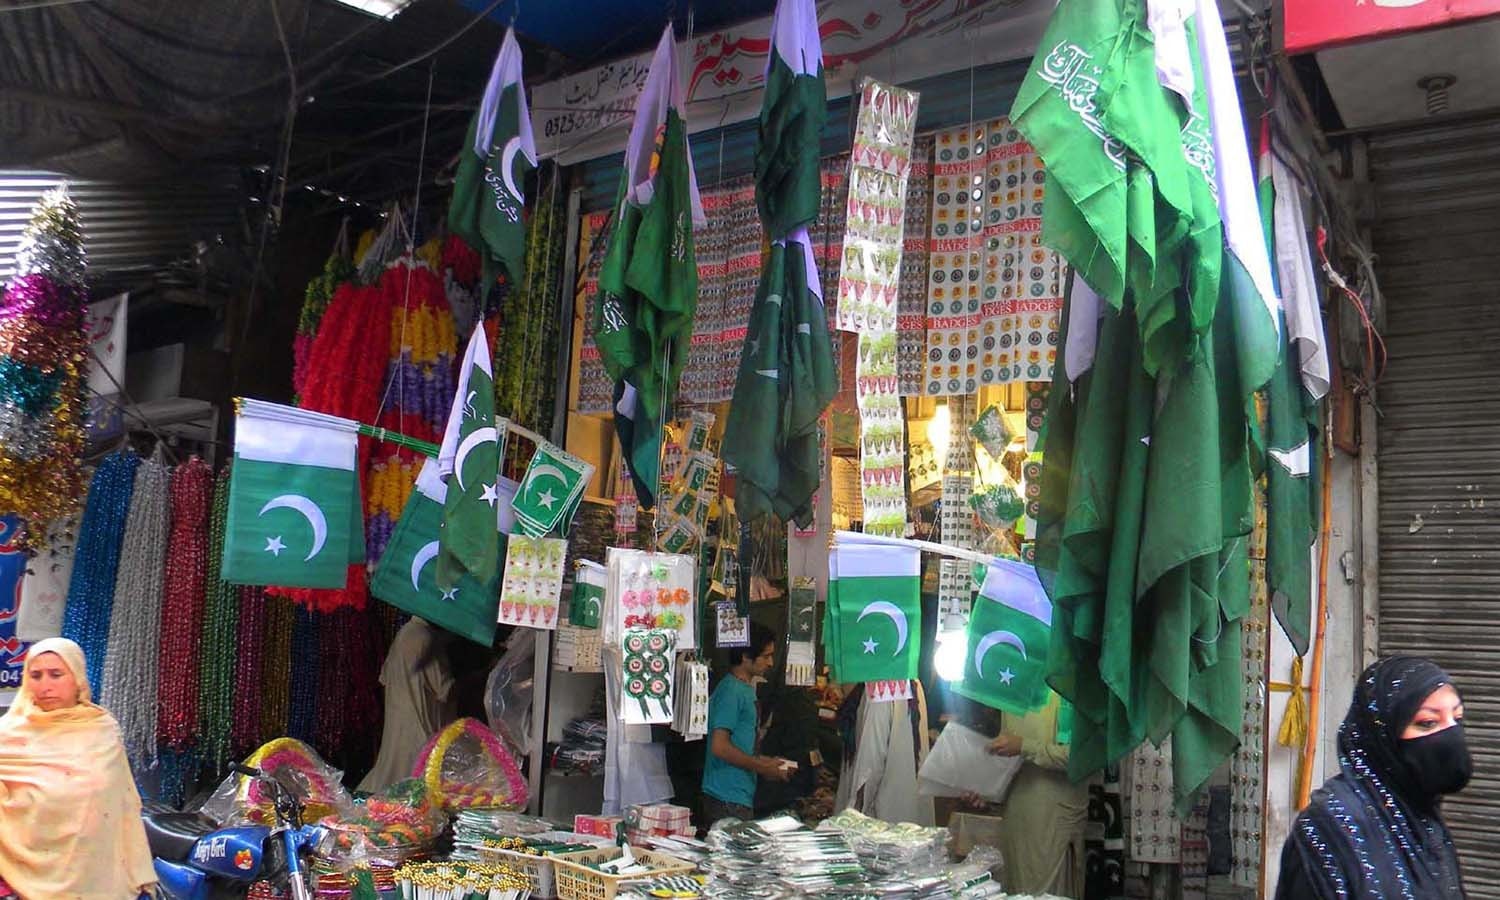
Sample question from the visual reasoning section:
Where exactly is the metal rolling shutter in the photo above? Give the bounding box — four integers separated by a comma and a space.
1374, 114, 1500, 897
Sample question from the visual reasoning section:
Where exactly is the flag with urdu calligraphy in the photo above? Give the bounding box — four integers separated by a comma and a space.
825, 541, 921, 684
371, 458, 500, 646
1022, 0, 1282, 809
956, 559, 1054, 716
437, 323, 505, 589
723, 0, 837, 528
593, 25, 706, 509
223, 399, 363, 589
1257, 117, 1330, 658
449, 26, 536, 291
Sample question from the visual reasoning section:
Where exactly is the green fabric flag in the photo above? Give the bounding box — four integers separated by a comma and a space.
223, 400, 364, 589
826, 540, 921, 683
956, 559, 1054, 716
570, 561, 605, 630
724, 0, 836, 527
448, 26, 536, 291
512, 439, 595, 538
1012, 0, 1132, 307
437, 324, 504, 589
594, 25, 705, 509
371, 458, 500, 646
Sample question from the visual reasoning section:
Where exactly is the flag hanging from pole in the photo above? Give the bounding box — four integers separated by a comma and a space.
437, 323, 505, 589
723, 0, 837, 528
956, 559, 1054, 716
593, 25, 706, 509
223, 400, 364, 589
449, 26, 536, 291
826, 541, 921, 684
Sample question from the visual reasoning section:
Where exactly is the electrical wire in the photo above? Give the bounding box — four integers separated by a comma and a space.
0, 0, 97, 13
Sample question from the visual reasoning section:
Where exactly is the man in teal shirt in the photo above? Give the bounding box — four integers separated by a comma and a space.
702, 622, 790, 825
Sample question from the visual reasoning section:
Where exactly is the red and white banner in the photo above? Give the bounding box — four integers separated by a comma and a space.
1285, 0, 1500, 54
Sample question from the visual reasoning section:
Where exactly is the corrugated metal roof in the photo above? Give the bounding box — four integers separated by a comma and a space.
0, 169, 245, 284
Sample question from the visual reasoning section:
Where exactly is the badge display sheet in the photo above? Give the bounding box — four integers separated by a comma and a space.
622, 628, 677, 725
575, 210, 615, 415
715, 601, 749, 648
608, 549, 698, 651
898, 136, 934, 396
835, 80, 920, 336
498, 536, 568, 629
673, 660, 710, 739
923, 119, 1063, 395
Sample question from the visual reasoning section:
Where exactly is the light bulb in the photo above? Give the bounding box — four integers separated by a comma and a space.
929, 402, 952, 470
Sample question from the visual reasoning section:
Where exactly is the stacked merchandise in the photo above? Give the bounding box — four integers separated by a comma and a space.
573, 815, 624, 840
703, 817, 865, 896
550, 709, 607, 774
450, 810, 553, 859
623, 803, 695, 844
819, 809, 950, 878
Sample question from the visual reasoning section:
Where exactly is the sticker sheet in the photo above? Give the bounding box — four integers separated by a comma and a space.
607, 549, 698, 652
856, 331, 906, 536
498, 536, 568, 630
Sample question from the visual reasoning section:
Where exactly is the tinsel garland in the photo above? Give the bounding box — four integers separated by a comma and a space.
0, 189, 90, 548
232, 586, 269, 757
99, 454, 170, 770
199, 466, 240, 770
157, 458, 213, 751
492, 165, 566, 436
288, 605, 320, 743
260, 594, 296, 742
293, 253, 357, 401
61, 450, 139, 696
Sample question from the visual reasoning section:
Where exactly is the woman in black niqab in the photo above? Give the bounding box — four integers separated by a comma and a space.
1276, 656, 1471, 899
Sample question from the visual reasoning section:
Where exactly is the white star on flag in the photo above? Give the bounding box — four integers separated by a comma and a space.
537, 488, 557, 510
265, 535, 287, 557
441, 587, 459, 602
480, 483, 499, 508
998, 668, 1015, 685
862, 636, 879, 654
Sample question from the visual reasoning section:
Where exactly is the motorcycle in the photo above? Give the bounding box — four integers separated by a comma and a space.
145, 763, 323, 900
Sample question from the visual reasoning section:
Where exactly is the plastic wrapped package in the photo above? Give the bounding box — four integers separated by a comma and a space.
485, 631, 537, 752
313, 779, 446, 869
201, 737, 356, 826
413, 717, 529, 812
819, 808, 951, 877
917, 723, 1023, 804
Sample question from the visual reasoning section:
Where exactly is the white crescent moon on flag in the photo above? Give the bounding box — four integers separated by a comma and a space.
856, 601, 910, 656
974, 630, 1028, 679
501, 136, 525, 204
410, 541, 439, 592
258, 494, 328, 562
454, 427, 499, 491
524, 463, 568, 498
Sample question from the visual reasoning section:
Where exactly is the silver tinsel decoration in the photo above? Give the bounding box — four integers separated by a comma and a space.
0, 401, 58, 461
14, 187, 87, 288
99, 454, 170, 770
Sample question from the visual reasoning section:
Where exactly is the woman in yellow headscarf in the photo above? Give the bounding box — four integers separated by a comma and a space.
0, 637, 156, 899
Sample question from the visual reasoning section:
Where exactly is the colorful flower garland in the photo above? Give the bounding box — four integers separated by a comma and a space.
293, 252, 356, 402
413, 718, 528, 812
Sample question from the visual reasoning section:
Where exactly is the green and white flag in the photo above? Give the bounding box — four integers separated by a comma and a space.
956, 559, 1053, 716
438, 323, 506, 589
512, 439, 594, 538
449, 26, 536, 290
723, 0, 836, 527
827, 540, 921, 684
223, 399, 363, 589
594, 25, 705, 509
371, 458, 501, 646
569, 560, 606, 630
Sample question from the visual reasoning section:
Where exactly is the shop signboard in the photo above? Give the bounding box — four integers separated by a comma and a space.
0, 515, 29, 706
530, 0, 1055, 164
1286, 0, 1500, 53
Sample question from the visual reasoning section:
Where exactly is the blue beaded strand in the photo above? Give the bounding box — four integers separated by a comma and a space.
61, 450, 139, 697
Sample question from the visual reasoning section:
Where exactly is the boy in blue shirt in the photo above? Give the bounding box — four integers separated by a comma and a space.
701, 622, 790, 825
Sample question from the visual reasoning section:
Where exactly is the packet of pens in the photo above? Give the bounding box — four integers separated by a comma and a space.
394, 860, 531, 900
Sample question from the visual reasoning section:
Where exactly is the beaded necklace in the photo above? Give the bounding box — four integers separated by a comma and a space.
260, 594, 296, 741
198, 466, 239, 770
157, 457, 212, 751
231, 585, 269, 757
61, 449, 139, 696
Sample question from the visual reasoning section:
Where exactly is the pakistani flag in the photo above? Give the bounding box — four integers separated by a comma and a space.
723, 0, 836, 528
957, 559, 1054, 716
570, 560, 606, 630
371, 458, 500, 646
437, 323, 505, 589
512, 440, 595, 538
449, 26, 536, 291
223, 400, 363, 589
827, 539, 921, 684
1258, 118, 1330, 657
594, 25, 706, 508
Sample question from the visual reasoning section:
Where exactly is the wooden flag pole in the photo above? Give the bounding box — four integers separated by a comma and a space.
1297, 443, 1337, 808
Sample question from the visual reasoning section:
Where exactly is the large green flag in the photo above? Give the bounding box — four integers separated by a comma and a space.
223, 400, 364, 589
826, 539, 921, 684
371, 458, 500, 646
957, 559, 1054, 716
1257, 118, 1329, 658
449, 27, 536, 291
1012, 0, 1131, 307
594, 25, 705, 509
723, 0, 836, 527
437, 323, 504, 589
